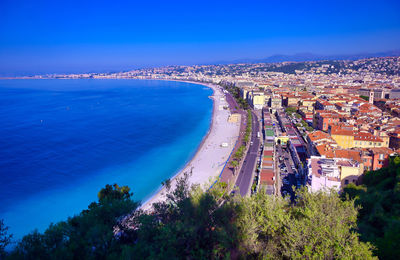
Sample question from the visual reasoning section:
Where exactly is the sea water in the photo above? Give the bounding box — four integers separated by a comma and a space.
0, 79, 212, 241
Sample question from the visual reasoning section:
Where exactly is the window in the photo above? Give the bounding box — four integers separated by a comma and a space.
345, 180, 349, 185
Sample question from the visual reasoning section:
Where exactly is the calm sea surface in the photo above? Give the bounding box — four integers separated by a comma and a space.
0, 79, 212, 240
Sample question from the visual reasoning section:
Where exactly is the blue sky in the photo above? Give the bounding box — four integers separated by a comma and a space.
1, 0, 400, 76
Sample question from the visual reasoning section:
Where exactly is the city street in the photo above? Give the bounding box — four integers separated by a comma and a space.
235, 111, 260, 197
277, 144, 298, 200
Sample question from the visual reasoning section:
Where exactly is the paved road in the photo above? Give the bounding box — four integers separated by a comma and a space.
235, 111, 260, 197
277, 144, 298, 200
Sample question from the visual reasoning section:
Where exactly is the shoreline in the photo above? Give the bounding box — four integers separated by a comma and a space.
140, 80, 240, 211
0, 78, 239, 212
140, 80, 216, 207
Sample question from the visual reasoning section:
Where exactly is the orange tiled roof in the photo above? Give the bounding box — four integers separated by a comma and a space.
308, 130, 331, 142
333, 149, 362, 163
331, 126, 353, 136
366, 147, 393, 155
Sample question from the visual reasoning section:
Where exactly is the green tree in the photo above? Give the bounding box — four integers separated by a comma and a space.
237, 188, 376, 259
98, 183, 132, 202
341, 156, 400, 259
127, 172, 240, 259
8, 171, 378, 259
10, 184, 138, 260
230, 160, 239, 169
285, 107, 297, 114
0, 219, 12, 258
230, 160, 239, 175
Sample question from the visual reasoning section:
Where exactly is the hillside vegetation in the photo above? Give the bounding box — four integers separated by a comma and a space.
342, 156, 400, 259
1, 172, 377, 259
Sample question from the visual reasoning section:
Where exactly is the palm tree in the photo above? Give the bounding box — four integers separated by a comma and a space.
230, 160, 239, 175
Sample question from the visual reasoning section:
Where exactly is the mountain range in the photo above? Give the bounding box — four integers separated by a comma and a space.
214, 49, 400, 65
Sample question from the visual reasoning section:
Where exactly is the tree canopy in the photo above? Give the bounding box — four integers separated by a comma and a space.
239, 188, 375, 259
0, 219, 12, 258
7, 184, 138, 260
4, 173, 377, 259
342, 156, 400, 259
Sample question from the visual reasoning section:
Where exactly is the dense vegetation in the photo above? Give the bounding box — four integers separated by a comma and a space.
231, 110, 252, 174
342, 156, 400, 259
1, 170, 377, 259
243, 110, 252, 143
6, 184, 138, 259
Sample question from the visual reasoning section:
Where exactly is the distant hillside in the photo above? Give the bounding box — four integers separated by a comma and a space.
215, 50, 400, 64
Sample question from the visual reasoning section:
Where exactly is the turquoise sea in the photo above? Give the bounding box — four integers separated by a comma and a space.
0, 79, 213, 241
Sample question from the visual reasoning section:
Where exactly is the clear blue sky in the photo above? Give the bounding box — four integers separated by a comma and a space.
1, 0, 400, 76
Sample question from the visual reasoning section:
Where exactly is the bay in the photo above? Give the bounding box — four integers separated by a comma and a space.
0, 79, 212, 240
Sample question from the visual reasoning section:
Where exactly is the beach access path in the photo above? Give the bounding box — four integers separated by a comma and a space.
141, 82, 240, 211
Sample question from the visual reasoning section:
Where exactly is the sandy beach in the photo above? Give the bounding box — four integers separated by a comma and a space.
141, 82, 240, 210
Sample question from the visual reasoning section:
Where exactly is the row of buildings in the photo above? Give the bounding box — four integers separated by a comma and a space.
259, 110, 275, 194
232, 72, 399, 193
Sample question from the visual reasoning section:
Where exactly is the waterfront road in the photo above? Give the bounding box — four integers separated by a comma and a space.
235, 111, 260, 197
